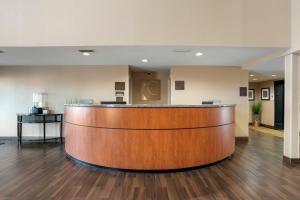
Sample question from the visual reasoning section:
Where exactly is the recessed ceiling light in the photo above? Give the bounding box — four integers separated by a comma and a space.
79, 50, 94, 56
250, 74, 255, 77
82, 52, 90, 56
271, 74, 277, 77
142, 59, 148, 63
195, 52, 203, 57
253, 78, 257, 81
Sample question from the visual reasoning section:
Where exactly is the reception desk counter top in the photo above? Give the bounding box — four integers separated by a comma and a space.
64, 104, 235, 170
65, 103, 235, 108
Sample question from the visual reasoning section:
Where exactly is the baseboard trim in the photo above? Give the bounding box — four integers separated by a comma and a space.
260, 123, 275, 129
235, 137, 249, 143
0, 137, 17, 141
283, 156, 300, 165
0, 136, 64, 143
249, 123, 276, 130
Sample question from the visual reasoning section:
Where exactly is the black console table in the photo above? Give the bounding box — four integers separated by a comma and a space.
17, 113, 63, 144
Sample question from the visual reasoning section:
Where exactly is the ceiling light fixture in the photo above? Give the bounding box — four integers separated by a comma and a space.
83, 52, 90, 56
142, 59, 148, 63
250, 74, 255, 77
195, 52, 203, 57
79, 50, 95, 56
271, 74, 277, 77
173, 49, 191, 53
253, 78, 257, 81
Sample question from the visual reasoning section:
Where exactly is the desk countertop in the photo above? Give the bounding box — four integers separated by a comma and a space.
64, 104, 235, 108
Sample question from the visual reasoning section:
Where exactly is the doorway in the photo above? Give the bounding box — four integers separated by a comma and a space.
274, 80, 284, 130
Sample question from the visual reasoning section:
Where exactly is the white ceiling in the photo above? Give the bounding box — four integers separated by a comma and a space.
248, 57, 285, 82
0, 46, 286, 81
0, 46, 284, 68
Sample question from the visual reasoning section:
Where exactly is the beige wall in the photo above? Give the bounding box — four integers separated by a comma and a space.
249, 81, 275, 126
291, 0, 300, 52
170, 66, 249, 137
0, 65, 129, 137
131, 70, 169, 104
0, 0, 290, 47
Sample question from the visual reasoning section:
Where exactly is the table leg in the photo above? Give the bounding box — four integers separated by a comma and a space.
17, 116, 20, 145
20, 117, 22, 145
43, 115, 46, 144
60, 120, 63, 144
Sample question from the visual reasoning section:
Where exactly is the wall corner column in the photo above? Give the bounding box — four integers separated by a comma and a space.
283, 53, 300, 164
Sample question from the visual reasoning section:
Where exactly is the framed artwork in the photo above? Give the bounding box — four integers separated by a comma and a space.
248, 89, 255, 101
261, 88, 270, 100
115, 82, 125, 91
175, 81, 185, 90
141, 79, 161, 101
240, 87, 247, 97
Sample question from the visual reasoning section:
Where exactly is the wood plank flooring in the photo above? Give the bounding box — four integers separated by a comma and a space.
0, 130, 300, 200
249, 125, 284, 138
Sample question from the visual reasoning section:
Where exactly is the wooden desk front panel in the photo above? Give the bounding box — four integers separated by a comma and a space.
64, 106, 235, 170
64, 106, 234, 129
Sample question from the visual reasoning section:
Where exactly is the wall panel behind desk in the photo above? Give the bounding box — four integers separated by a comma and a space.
170, 66, 249, 137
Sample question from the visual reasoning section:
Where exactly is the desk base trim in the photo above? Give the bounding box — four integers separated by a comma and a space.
66, 153, 234, 173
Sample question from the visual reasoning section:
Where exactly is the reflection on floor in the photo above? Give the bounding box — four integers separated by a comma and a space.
249, 125, 284, 138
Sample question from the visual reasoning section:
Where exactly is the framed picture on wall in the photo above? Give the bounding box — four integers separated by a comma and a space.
261, 88, 270, 100
248, 89, 255, 101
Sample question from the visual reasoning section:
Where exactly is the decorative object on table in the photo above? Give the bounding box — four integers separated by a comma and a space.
31, 106, 43, 114
239, 87, 247, 96
79, 99, 94, 104
252, 101, 262, 127
31, 92, 49, 114
261, 88, 270, 100
33, 92, 48, 108
66, 98, 79, 104
42, 109, 50, 114
248, 89, 255, 101
72, 98, 79, 104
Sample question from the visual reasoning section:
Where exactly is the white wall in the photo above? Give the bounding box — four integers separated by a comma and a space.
0, 65, 129, 137
0, 0, 290, 47
170, 66, 249, 137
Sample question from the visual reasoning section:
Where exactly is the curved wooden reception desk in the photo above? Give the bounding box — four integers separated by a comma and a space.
64, 104, 235, 170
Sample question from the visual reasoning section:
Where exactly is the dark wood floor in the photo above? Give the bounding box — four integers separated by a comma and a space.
0, 130, 300, 200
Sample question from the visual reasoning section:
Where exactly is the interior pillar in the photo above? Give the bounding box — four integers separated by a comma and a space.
283, 53, 300, 164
